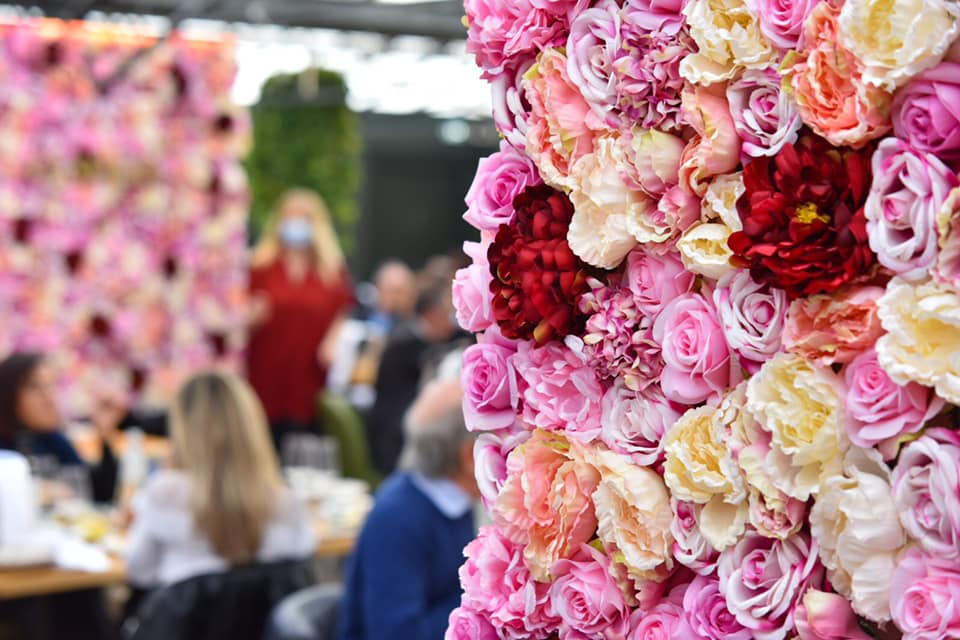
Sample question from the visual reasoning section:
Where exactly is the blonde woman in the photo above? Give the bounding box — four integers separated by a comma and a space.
247, 189, 354, 449
125, 372, 314, 588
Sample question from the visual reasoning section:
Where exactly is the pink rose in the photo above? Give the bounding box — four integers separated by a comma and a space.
679, 85, 741, 197
600, 381, 682, 467
747, 0, 819, 49
453, 240, 494, 333
512, 339, 604, 442
844, 348, 944, 457
445, 607, 499, 640
671, 500, 720, 575
892, 61, 960, 162
491, 59, 535, 150
459, 525, 560, 639
714, 269, 787, 372
892, 429, 960, 562
718, 531, 825, 640
794, 589, 873, 640
549, 544, 631, 639
628, 583, 694, 640
461, 329, 518, 432
653, 292, 740, 405
782, 286, 885, 366
865, 137, 958, 281
726, 68, 802, 158
493, 430, 600, 580
464, 141, 542, 233
474, 429, 530, 509
566, 0, 621, 120
684, 574, 752, 640
890, 547, 960, 640
625, 247, 695, 318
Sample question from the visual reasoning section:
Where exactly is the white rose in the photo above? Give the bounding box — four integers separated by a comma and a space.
677, 222, 735, 280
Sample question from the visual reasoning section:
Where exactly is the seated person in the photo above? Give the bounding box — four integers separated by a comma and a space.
125, 371, 314, 589
338, 378, 477, 640
0, 352, 120, 503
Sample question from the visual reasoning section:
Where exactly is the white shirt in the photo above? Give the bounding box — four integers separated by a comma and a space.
125, 470, 315, 588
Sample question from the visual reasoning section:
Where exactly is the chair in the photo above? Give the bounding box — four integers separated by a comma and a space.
318, 393, 381, 488
125, 558, 316, 640
263, 583, 343, 640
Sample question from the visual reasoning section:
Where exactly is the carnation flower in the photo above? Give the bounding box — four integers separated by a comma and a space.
728, 135, 876, 299
459, 525, 560, 639
726, 67, 802, 158
600, 380, 682, 467
718, 531, 825, 640
781, 286, 885, 366
549, 543, 632, 639
810, 447, 906, 622
679, 0, 778, 85
464, 141, 542, 233
714, 269, 787, 370
876, 277, 960, 404
865, 137, 958, 281
487, 184, 592, 345
512, 339, 604, 442
493, 430, 600, 581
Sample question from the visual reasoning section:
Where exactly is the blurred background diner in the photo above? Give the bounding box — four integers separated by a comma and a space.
0, 2, 493, 639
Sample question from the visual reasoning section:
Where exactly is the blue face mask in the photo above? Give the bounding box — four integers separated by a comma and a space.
278, 218, 313, 249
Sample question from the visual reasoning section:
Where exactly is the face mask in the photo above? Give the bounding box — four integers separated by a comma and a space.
278, 218, 313, 249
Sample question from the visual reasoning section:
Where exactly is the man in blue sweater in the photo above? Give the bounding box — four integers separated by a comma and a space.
338, 378, 477, 640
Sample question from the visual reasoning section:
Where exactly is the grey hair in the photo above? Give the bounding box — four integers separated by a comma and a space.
398, 381, 475, 478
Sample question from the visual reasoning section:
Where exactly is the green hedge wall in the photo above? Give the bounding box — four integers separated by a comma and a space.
246, 69, 362, 253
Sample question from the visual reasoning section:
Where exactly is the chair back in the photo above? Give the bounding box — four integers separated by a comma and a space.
264, 583, 343, 640
126, 558, 316, 640
318, 393, 381, 487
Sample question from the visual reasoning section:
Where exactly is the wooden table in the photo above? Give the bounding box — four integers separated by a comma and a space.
0, 535, 357, 601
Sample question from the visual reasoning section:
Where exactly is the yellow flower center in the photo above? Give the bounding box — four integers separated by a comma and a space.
795, 202, 830, 224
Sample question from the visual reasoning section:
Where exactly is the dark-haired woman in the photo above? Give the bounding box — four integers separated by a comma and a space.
0, 352, 120, 503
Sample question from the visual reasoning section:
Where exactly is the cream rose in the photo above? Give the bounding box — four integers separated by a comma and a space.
839, 0, 960, 91
746, 353, 845, 501
585, 445, 675, 582
677, 223, 736, 280
876, 277, 960, 404
680, 0, 778, 85
701, 172, 745, 230
809, 447, 906, 623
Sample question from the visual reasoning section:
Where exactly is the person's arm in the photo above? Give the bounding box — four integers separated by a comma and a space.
358, 508, 456, 640
124, 488, 164, 589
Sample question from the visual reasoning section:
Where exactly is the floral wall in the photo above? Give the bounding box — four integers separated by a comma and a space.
0, 19, 250, 415
451, 0, 960, 638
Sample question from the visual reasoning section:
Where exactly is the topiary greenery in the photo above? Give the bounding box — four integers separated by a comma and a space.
246, 68, 362, 253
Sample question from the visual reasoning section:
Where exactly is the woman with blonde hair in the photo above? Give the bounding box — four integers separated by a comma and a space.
247, 188, 354, 449
125, 371, 314, 587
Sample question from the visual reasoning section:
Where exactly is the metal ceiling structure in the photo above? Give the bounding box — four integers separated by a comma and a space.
12, 0, 467, 40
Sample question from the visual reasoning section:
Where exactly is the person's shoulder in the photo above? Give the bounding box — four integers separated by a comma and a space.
139, 469, 192, 508
366, 474, 432, 524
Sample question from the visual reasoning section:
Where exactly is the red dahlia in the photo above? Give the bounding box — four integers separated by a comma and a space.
488, 184, 592, 345
728, 135, 876, 299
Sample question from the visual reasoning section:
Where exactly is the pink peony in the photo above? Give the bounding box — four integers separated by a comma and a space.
464, 141, 542, 233
549, 544, 632, 639
491, 59, 535, 150
746, 0, 820, 50
844, 348, 944, 457
782, 286, 885, 366
622, 128, 686, 198
714, 269, 787, 372
461, 327, 518, 432
566, 0, 621, 120
891, 428, 960, 562
445, 607, 499, 640
628, 583, 694, 639
473, 429, 530, 510
865, 137, 958, 281
684, 574, 752, 640
512, 339, 604, 442
653, 292, 740, 406
493, 430, 600, 581
579, 276, 663, 390
892, 61, 960, 163
726, 68, 802, 158
718, 531, 825, 640
453, 240, 494, 333
671, 500, 720, 575
890, 547, 960, 640
624, 246, 695, 318
678, 84, 741, 197
459, 525, 560, 639
600, 380, 682, 467
793, 589, 873, 640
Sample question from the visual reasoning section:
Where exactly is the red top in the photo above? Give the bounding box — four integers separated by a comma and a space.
247, 261, 353, 424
